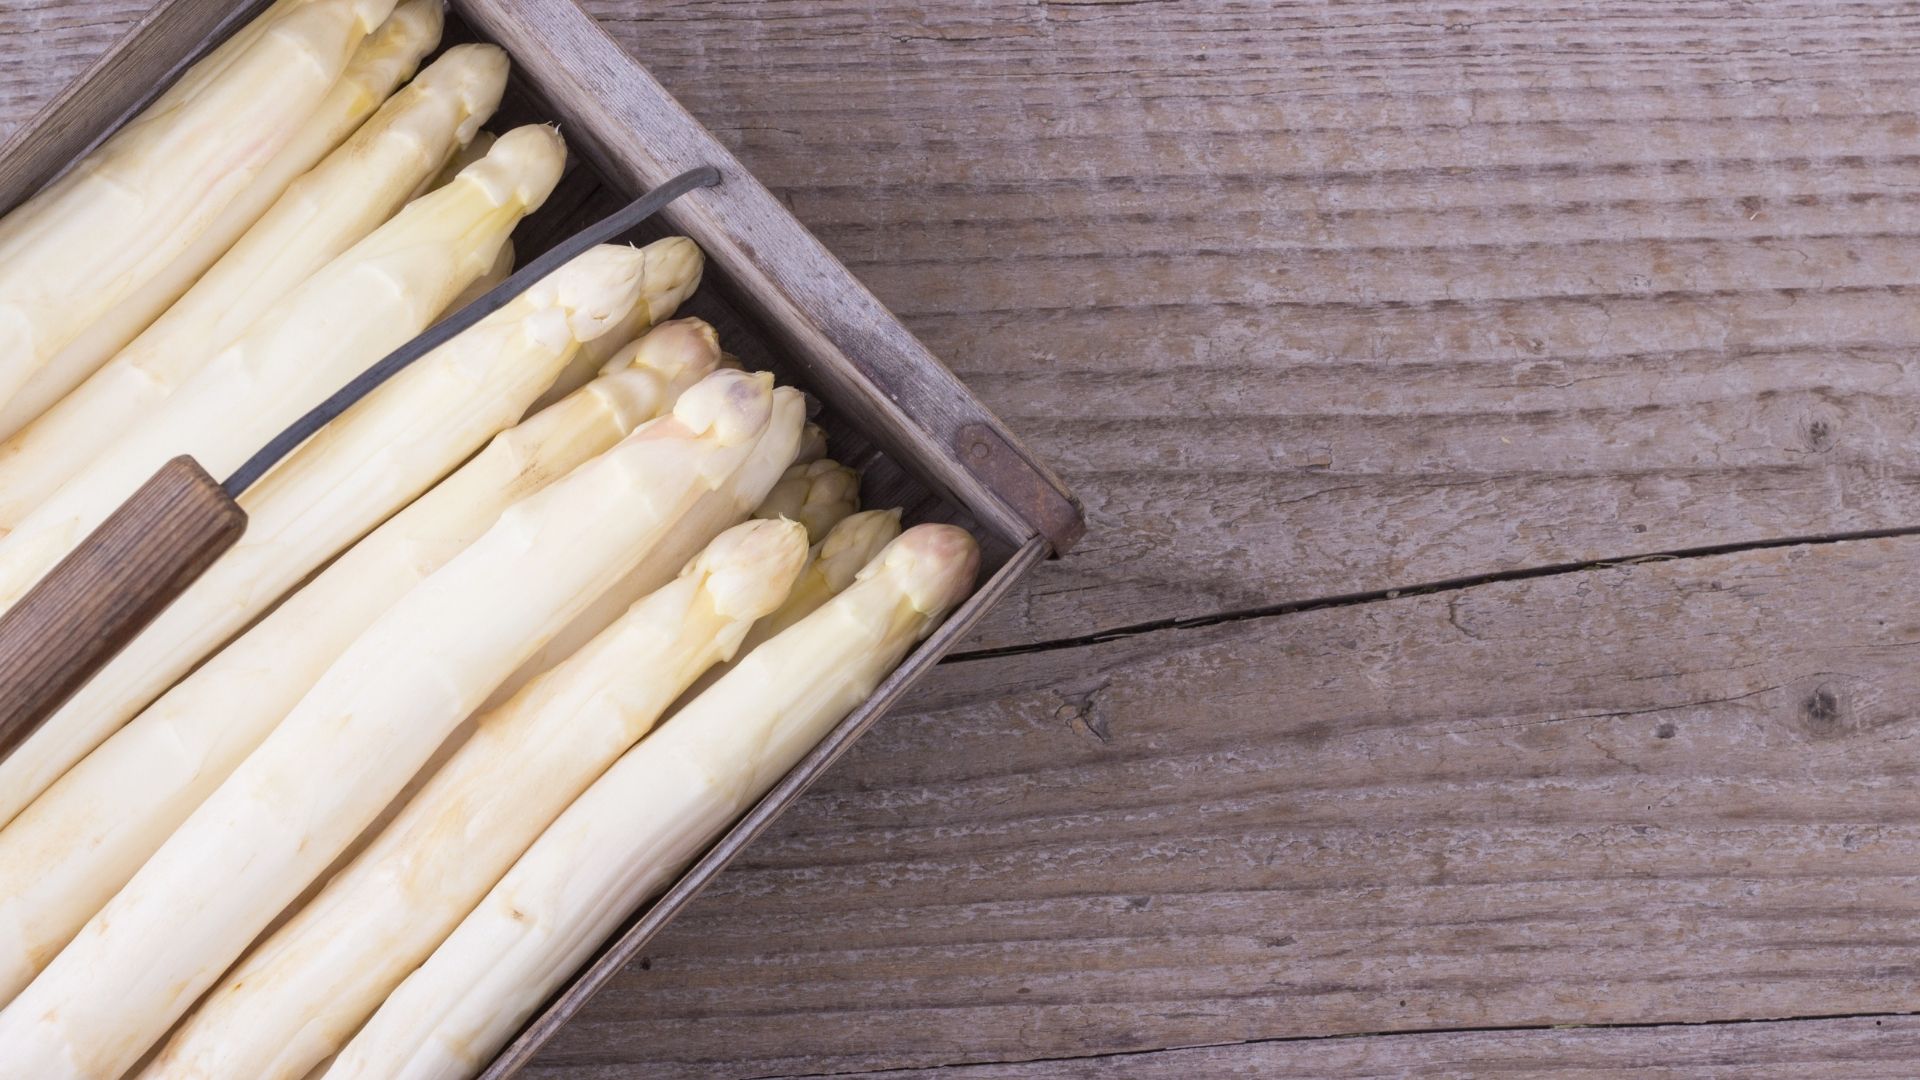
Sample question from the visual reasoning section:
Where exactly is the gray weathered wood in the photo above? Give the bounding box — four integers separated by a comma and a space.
726, 1016, 1920, 1079
582, 0, 1920, 648
529, 535, 1920, 1076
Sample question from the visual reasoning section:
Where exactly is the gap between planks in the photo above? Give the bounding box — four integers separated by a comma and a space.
742, 1011, 1920, 1080
951, 521, 1920, 664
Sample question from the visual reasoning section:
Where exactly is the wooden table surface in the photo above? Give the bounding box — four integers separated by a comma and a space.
12, 1, 1920, 1076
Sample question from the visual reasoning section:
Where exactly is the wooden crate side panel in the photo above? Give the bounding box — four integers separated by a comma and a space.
452, 0, 1083, 555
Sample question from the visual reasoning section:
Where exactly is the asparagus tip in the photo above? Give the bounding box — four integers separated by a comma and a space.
865, 524, 980, 622
415, 44, 510, 143
672, 369, 775, 446
639, 237, 705, 323
815, 508, 906, 592
691, 518, 811, 620
460, 124, 566, 212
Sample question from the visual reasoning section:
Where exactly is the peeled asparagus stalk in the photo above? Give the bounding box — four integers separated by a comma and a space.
0, 335, 720, 1004
0, 370, 775, 1078
0, 31, 499, 527
0, 0, 311, 256
146, 0, 309, 111
526, 238, 704, 413
755, 457, 862, 542
330, 524, 980, 1080
0, 243, 662, 839
482, 380, 807, 710
680, 508, 901, 706
0, 0, 446, 445
0, 124, 563, 627
355, 321, 738, 824
0, 0, 401, 406
444, 238, 514, 315
149, 520, 810, 1079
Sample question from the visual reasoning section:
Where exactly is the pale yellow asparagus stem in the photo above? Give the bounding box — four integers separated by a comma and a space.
0, 340, 717, 1003
794, 421, 829, 465
0, 0, 444, 444
0, 0, 308, 254
679, 508, 901, 707
0, 372, 774, 1078
320, 320, 731, 855
330, 524, 979, 1080
481, 382, 807, 710
754, 458, 861, 542
0, 30, 497, 530
149, 521, 809, 1079
526, 237, 704, 412
9, 244, 648, 843
150, 0, 312, 109
0, 0, 400, 405
0, 127, 565, 827
443, 239, 513, 315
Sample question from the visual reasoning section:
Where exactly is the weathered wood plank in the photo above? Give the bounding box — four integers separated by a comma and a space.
527, 534, 1920, 1077
750, 1016, 1920, 1079
570, 0, 1920, 648
0, 0, 145, 139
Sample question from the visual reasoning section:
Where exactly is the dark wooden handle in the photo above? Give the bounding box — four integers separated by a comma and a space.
0, 456, 246, 761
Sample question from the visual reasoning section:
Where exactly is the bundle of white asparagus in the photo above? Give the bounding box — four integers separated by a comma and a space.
333, 524, 979, 1080
0, 3, 981, 1075
0, 0, 405, 408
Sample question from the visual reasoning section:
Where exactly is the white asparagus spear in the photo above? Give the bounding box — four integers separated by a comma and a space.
442, 238, 514, 316
0, 0, 445, 444
480, 381, 807, 710
0, 0, 312, 255
679, 508, 902, 707
754, 457, 862, 542
0, 335, 720, 1003
525, 239, 704, 413
0, 127, 566, 830
0, 0, 400, 405
0, 30, 497, 525
330, 524, 980, 1080
0, 124, 564, 623
0, 370, 775, 1078
0, 243, 662, 837
148, 520, 810, 1079
357, 321, 747, 825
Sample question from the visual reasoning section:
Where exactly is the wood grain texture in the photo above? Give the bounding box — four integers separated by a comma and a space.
775, 1016, 1920, 1079
0, 456, 243, 759
566, 0, 1920, 648
8, 3, 1920, 1078
528, 534, 1920, 1076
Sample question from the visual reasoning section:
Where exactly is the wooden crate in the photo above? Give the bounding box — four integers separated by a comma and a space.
0, 0, 1084, 1073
